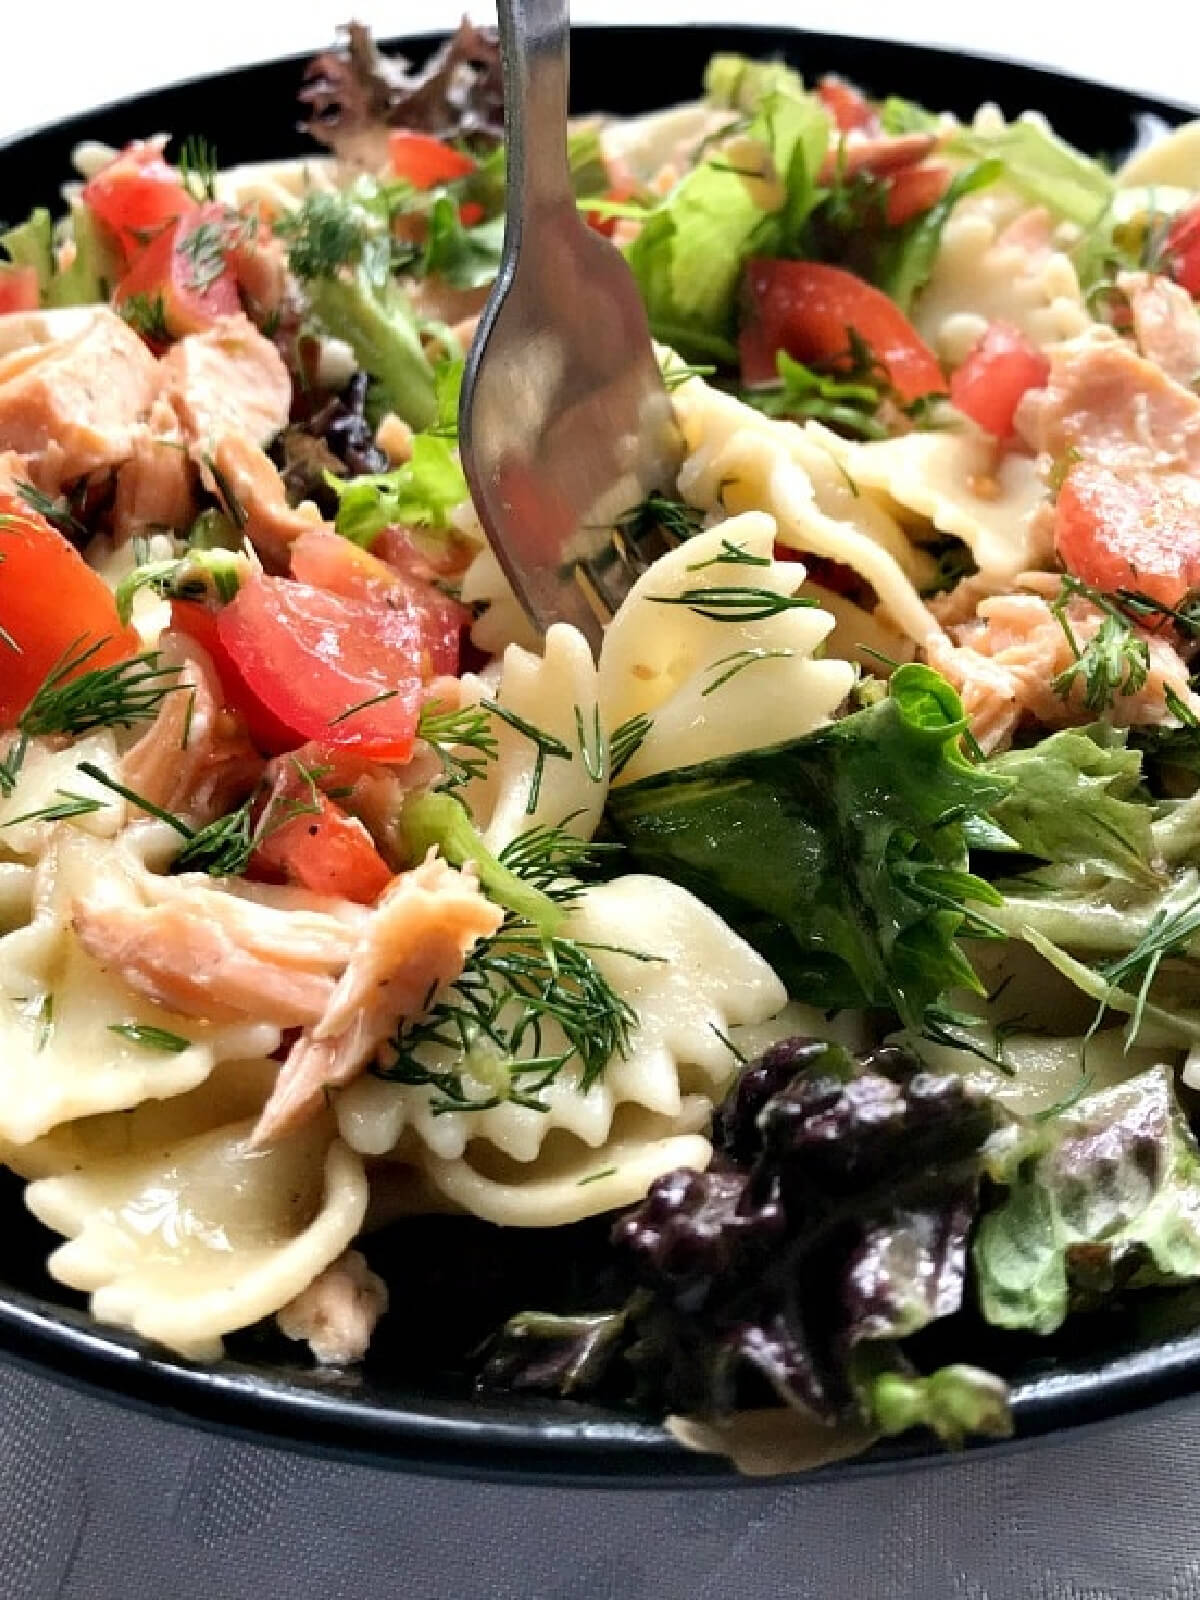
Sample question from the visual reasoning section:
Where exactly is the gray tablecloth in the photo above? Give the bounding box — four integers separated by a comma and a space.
3, 1359, 1199, 1600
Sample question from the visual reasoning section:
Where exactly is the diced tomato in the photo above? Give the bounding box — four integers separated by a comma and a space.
216, 575, 427, 761
1166, 203, 1200, 298
949, 322, 1051, 440
1055, 460, 1200, 609
389, 130, 477, 189
457, 201, 486, 228
0, 494, 139, 727
290, 528, 468, 678
82, 140, 197, 264
817, 76, 879, 134
169, 600, 300, 754
0, 265, 39, 314
250, 790, 392, 903
740, 258, 945, 403
372, 525, 475, 583
584, 185, 634, 240
114, 202, 242, 340
884, 162, 951, 227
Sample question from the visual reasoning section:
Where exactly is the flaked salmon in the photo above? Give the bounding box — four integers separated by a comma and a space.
276, 1248, 389, 1364
206, 431, 323, 567
1120, 270, 1200, 389
111, 402, 196, 544
162, 313, 292, 451
250, 853, 503, 1146
0, 308, 159, 484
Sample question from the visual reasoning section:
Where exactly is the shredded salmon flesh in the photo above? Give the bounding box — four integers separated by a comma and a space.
926, 588, 1200, 753
276, 1249, 390, 1364
250, 853, 504, 1146
72, 874, 368, 1026
1120, 270, 1200, 390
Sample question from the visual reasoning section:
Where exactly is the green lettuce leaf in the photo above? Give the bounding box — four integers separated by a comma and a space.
608, 663, 1012, 1029
1, 208, 54, 292
874, 158, 1005, 312
326, 432, 467, 545
974, 1066, 1200, 1334
703, 52, 806, 110
422, 195, 505, 289
1, 203, 112, 308
971, 726, 1156, 885
947, 118, 1113, 227
625, 85, 829, 358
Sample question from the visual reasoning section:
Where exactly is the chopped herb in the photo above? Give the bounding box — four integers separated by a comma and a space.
685, 537, 772, 571
574, 704, 606, 782
1099, 884, 1200, 1043
177, 134, 218, 203
20, 642, 183, 739
702, 647, 795, 696
107, 1022, 192, 1053
481, 699, 572, 813
15, 480, 87, 542
328, 687, 400, 726
0, 790, 107, 829
1050, 575, 1150, 713
34, 992, 53, 1053
615, 494, 705, 547
176, 215, 233, 294
1115, 587, 1200, 639
609, 713, 653, 780
649, 586, 818, 622
202, 452, 248, 530
662, 362, 716, 392
114, 548, 244, 625
576, 1166, 618, 1187
119, 292, 171, 343
418, 700, 499, 788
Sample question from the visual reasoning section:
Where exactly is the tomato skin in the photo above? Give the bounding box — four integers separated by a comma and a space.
1167, 203, 1200, 298
216, 575, 426, 761
884, 162, 951, 226
169, 600, 300, 754
0, 494, 139, 727
740, 258, 945, 403
1055, 460, 1200, 609
289, 528, 468, 679
250, 793, 392, 903
389, 131, 477, 188
949, 322, 1051, 440
457, 201, 486, 227
817, 77, 879, 133
584, 185, 634, 240
0, 265, 39, 314
83, 141, 196, 264
114, 203, 241, 340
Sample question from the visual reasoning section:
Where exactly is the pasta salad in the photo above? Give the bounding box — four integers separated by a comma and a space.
2, 21, 1200, 1468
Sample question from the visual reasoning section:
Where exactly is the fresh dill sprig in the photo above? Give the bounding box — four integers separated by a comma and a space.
328, 687, 400, 727
686, 537, 772, 572
1115, 587, 1200, 639
701, 647, 795, 696
20, 641, 183, 738
574, 703, 606, 782
496, 820, 620, 897
202, 452, 248, 530
178, 134, 218, 203
662, 362, 716, 392
108, 1022, 192, 1053
649, 586, 819, 623
1097, 884, 1200, 1043
1049, 575, 1150, 713
615, 494, 705, 546
15, 480, 87, 542
480, 699, 572, 813
417, 700, 500, 789
119, 292, 171, 343
609, 713, 652, 780
0, 790, 107, 829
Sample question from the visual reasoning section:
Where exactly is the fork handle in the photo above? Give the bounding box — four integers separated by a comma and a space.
496, 0, 575, 224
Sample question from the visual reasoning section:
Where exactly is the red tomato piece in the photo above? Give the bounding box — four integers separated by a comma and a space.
817, 76, 879, 134
1055, 460, 1200, 609
584, 185, 634, 240
389, 131, 477, 189
884, 162, 952, 227
739, 258, 945, 403
82, 141, 197, 264
457, 201, 486, 227
0, 265, 39, 314
114, 202, 242, 340
1167, 203, 1200, 298
251, 792, 392, 903
0, 493, 139, 727
168, 600, 300, 754
289, 528, 468, 679
949, 322, 1051, 440
216, 575, 426, 761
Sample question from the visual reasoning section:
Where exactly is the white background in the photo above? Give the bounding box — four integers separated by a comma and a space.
2, 1, 1199, 142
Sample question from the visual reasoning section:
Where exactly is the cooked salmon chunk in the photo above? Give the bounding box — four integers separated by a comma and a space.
276, 1249, 389, 1364
250, 853, 503, 1146
161, 313, 292, 450
0, 307, 160, 482
207, 430, 323, 566
111, 403, 196, 544
1120, 270, 1200, 390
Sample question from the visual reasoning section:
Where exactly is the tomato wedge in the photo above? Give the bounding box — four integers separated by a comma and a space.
114, 202, 242, 340
817, 77, 879, 134
949, 322, 1051, 440
739, 259, 945, 403
216, 575, 427, 760
0, 265, 39, 314
250, 787, 392, 903
290, 528, 468, 678
884, 163, 951, 227
0, 493, 139, 727
82, 141, 197, 265
168, 600, 299, 754
1055, 460, 1200, 609
1166, 203, 1200, 298
389, 131, 477, 189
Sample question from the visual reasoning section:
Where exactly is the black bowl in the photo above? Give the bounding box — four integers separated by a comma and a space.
1, 24, 1197, 1485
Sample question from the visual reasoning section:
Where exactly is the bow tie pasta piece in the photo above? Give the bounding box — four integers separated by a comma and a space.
670, 377, 939, 646
456, 622, 608, 851
335, 874, 786, 1226
25, 1115, 367, 1360
0, 862, 32, 933
0, 731, 126, 860
810, 423, 1049, 581
598, 513, 855, 784
0, 829, 280, 1145
461, 546, 542, 656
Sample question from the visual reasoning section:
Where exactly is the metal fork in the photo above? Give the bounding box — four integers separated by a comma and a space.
458, 0, 682, 655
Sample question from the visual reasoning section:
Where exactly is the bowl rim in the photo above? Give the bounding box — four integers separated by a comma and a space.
1, 19, 1198, 1484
